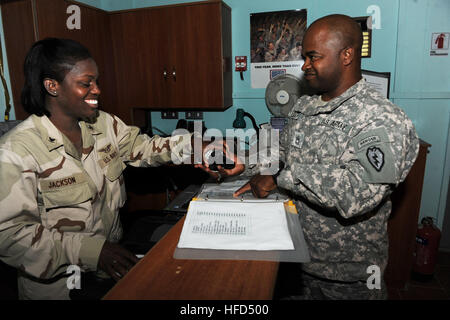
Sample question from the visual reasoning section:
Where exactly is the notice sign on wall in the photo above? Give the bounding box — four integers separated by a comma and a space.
430, 32, 449, 56
250, 9, 307, 88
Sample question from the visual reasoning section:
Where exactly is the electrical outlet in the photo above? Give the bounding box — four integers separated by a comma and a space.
161, 111, 178, 119
185, 111, 203, 119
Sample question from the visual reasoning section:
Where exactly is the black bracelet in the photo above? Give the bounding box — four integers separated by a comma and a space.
273, 161, 285, 183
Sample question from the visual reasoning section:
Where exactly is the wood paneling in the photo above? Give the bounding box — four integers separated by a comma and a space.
1, 0, 36, 120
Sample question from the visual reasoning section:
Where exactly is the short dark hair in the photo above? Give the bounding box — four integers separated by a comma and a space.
21, 38, 92, 116
309, 14, 363, 57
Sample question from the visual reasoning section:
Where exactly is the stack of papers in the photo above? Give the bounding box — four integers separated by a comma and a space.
177, 200, 294, 251
197, 178, 289, 202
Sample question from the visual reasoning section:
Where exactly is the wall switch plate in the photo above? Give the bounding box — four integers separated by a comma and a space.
161, 111, 178, 119
185, 111, 203, 119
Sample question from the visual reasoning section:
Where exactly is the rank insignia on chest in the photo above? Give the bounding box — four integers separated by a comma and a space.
292, 132, 304, 149
366, 146, 384, 172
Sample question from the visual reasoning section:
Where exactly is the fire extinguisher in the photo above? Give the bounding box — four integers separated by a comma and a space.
412, 217, 441, 281
435, 34, 445, 49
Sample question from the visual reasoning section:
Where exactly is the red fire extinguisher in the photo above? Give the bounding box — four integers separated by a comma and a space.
435, 33, 445, 49
412, 217, 441, 281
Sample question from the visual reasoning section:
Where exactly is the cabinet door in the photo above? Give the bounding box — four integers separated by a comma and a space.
110, 9, 154, 122
111, 8, 172, 120
167, 3, 225, 108
143, 8, 171, 109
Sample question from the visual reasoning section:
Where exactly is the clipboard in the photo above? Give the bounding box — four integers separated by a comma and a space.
173, 183, 310, 263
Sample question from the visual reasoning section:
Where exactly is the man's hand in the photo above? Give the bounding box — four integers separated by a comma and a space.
233, 174, 276, 198
98, 241, 139, 282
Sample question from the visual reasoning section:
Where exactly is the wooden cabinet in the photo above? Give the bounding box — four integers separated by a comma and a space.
1, 0, 117, 120
109, 8, 166, 119
167, 3, 232, 109
385, 140, 431, 289
2, 0, 232, 124
110, 1, 232, 124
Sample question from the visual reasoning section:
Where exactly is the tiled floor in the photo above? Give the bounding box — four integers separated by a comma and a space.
387, 251, 450, 300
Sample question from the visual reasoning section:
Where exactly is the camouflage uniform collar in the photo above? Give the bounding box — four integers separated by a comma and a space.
32, 115, 102, 153
294, 78, 366, 116
80, 120, 102, 136
32, 115, 64, 151
76, 121, 102, 159
79, 120, 102, 149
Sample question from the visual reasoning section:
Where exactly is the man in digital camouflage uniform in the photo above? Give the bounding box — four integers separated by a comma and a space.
234, 14, 419, 299
0, 110, 193, 299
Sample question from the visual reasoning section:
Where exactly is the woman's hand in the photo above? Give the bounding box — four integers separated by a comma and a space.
98, 241, 139, 281
194, 140, 245, 182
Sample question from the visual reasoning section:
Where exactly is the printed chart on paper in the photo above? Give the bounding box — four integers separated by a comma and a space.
177, 200, 294, 251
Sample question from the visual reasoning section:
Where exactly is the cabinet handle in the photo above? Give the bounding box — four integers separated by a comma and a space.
172, 68, 176, 82
163, 69, 168, 79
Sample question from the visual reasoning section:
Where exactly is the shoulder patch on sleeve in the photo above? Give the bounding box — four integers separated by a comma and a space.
366, 146, 384, 171
353, 127, 397, 184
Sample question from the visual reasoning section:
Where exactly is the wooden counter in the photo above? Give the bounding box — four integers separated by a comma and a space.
103, 216, 279, 300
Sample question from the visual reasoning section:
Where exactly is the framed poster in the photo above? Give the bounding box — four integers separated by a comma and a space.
250, 9, 307, 88
362, 69, 391, 99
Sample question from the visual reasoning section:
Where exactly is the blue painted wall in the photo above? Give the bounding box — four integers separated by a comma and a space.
1, 0, 449, 229
391, 0, 450, 230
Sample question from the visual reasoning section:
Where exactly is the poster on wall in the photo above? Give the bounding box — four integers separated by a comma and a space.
250, 9, 307, 88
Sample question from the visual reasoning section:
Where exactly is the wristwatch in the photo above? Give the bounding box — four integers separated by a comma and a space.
203, 148, 218, 171
272, 160, 285, 184
203, 148, 235, 172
